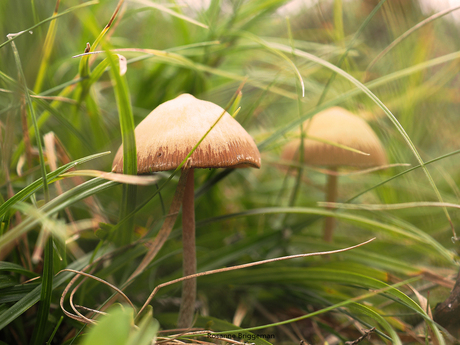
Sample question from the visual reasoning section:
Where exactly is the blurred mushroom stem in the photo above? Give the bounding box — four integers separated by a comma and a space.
324, 168, 337, 242
178, 168, 196, 328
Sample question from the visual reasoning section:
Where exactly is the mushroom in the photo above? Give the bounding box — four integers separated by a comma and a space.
112, 93, 261, 328
281, 106, 386, 242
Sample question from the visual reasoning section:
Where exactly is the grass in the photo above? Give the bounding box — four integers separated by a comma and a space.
1, 0, 460, 344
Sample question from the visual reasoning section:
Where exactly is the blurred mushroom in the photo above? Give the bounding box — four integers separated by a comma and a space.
112, 93, 261, 327
282, 106, 386, 242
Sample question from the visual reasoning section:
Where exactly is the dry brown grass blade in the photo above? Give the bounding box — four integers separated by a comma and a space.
232, 300, 248, 327
59, 249, 125, 324
50, 135, 109, 224
420, 270, 455, 289
61, 170, 160, 185
137, 238, 376, 317
63, 268, 134, 323
32, 133, 85, 263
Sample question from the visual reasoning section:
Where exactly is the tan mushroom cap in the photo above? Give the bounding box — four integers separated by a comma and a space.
112, 94, 261, 173
282, 107, 387, 167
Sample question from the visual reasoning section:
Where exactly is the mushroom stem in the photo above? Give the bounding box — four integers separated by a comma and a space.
323, 169, 337, 242
178, 168, 196, 328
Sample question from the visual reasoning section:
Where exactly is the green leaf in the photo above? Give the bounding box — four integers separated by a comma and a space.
30, 237, 54, 345
128, 306, 159, 345
80, 306, 133, 345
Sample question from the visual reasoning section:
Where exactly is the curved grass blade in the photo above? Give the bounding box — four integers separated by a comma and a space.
258, 50, 460, 151
347, 302, 401, 345
364, 5, 460, 80
320, 201, 460, 211
0, 252, 96, 330
238, 32, 305, 97
316, 0, 386, 105
290, 237, 421, 275
138, 239, 376, 316
197, 51, 460, 196
197, 271, 443, 344
251, 39, 453, 236
6, 43, 460, 170
196, 207, 454, 262
347, 149, 460, 203
74, 48, 296, 99
131, 0, 208, 29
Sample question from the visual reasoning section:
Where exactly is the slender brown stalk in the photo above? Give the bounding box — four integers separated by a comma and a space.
323, 168, 337, 242
178, 168, 196, 328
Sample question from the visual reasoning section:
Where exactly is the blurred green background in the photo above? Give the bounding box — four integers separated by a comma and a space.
1, 0, 460, 344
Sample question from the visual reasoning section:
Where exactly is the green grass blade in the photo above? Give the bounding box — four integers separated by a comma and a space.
347, 148, 460, 202
0, 152, 110, 219
365, 5, 460, 79
30, 236, 53, 345
258, 50, 460, 151
106, 50, 137, 245
8, 38, 49, 202
238, 32, 305, 97
33, 1, 60, 94
197, 207, 454, 262
0, 252, 95, 330
188, 49, 460, 197
198, 270, 443, 344
0, 1, 98, 49
347, 303, 401, 345
132, 0, 209, 29
0, 262, 37, 278
253, 40, 453, 233
46, 316, 63, 345
316, 0, 386, 105
0, 178, 116, 251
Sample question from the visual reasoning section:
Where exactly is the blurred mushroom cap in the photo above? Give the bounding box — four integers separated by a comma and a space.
112, 94, 261, 173
282, 107, 387, 167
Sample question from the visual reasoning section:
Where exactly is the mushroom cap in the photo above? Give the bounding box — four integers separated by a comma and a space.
282, 107, 387, 167
112, 94, 261, 173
